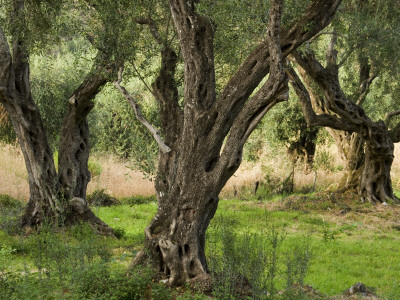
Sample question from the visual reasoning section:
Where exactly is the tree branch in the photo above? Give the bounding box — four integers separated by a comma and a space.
355, 73, 376, 105
114, 67, 171, 153
388, 120, 400, 143
385, 109, 400, 124
210, 0, 342, 147
136, 17, 166, 47
286, 65, 358, 132
217, 0, 288, 176
309, 31, 347, 44
168, 0, 216, 111
132, 61, 156, 97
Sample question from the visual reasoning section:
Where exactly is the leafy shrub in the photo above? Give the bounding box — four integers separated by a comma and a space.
0, 194, 23, 209
0, 195, 24, 234
206, 216, 313, 299
119, 195, 157, 206
0, 224, 173, 300
314, 150, 334, 172
113, 227, 126, 239
87, 189, 117, 207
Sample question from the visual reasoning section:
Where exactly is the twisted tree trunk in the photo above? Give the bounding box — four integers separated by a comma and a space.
330, 131, 364, 189
58, 56, 116, 234
288, 41, 398, 203
128, 0, 342, 286
0, 20, 114, 232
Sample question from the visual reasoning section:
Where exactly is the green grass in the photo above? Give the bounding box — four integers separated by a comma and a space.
0, 194, 399, 299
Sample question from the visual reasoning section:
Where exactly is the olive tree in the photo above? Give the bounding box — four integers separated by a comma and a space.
116, 0, 342, 286
0, 0, 133, 232
288, 36, 400, 202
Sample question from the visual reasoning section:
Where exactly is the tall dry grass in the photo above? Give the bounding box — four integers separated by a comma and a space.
2, 142, 400, 201
0, 143, 30, 200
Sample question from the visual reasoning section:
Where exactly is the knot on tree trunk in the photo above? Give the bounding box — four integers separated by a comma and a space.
69, 197, 88, 214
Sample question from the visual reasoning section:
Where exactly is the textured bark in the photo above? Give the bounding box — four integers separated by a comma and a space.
132, 0, 341, 286
360, 121, 395, 202
287, 127, 318, 169
0, 26, 63, 226
288, 41, 397, 203
0, 13, 114, 232
58, 55, 116, 234
330, 130, 364, 189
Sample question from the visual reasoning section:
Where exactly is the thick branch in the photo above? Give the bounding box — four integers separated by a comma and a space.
289, 50, 369, 126
385, 109, 400, 124
216, 0, 288, 178
287, 65, 358, 132
210, 0, 342, 147
151, 47, 182, 147
355, 73, 376, 106
136, 17, 166, 46
355, 57, 376, 106
168, 0, 216, 111
114, 67, 171, 153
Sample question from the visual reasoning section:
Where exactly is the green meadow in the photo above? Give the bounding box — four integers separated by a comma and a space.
1, 192, 399, 299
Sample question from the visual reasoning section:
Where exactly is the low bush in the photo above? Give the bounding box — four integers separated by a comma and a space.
207, 216, 313, 299
0, 194, 24, 234
87, 189, 117, 207
118, 195, 157, 206
0, 194, 23, 209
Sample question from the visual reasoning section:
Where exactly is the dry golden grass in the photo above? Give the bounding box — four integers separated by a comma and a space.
87, 155, 155, 198
2, 142, 400, 201
0, 143, 29, 200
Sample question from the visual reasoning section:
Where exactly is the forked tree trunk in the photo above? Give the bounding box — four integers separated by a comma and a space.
129, 0, 342, 287
58, 58, 116, 234
0, 24, 114, 233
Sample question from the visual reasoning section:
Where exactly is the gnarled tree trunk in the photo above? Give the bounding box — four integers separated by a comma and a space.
329, 130, 364, 189
288, 39, 398, 203
0, 20, 114, 232
128, 0, 342, 286
58, 56, 116, 234
360, 121, 395, 202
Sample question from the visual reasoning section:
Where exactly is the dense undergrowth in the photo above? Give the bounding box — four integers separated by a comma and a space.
0, 191, 399, 299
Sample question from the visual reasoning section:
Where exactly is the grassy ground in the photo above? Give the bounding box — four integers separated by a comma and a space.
98, 193, 400, 298
1, 141, 400, 298
1, 191, 398, 299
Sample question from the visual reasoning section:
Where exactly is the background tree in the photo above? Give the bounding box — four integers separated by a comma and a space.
288, 34, 400, 202
0, 0, 135, 232
300, 0, 400, 190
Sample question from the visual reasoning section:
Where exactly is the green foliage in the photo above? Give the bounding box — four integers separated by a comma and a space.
30, 38, 94, 148
90, 81, 158, 176
118, 195, 157, 206
0, 224, 171, 300
268, 99, 316, 150
0, 194, 23, 209
0, 195, 23, 235
207, 216, 313, 299
87, 189, 117, 207
313, 150, 334, 172
113, 227, 126, 240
